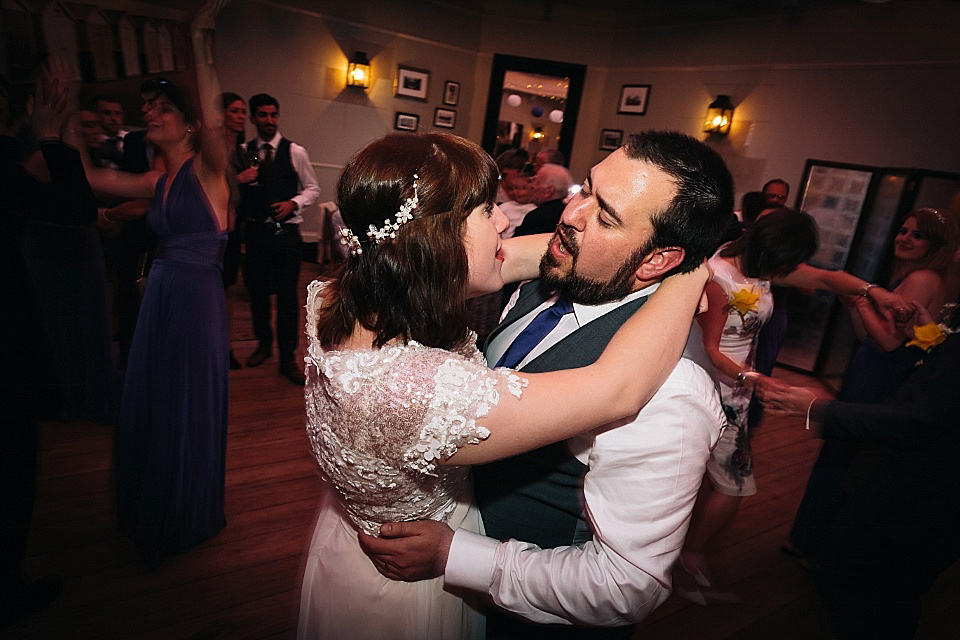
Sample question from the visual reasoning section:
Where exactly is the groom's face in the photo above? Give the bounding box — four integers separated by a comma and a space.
540, 149, 676, 304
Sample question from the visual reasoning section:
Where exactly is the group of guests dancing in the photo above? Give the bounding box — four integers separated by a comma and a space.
4, 12, 240, 624
4, 22, 958, 640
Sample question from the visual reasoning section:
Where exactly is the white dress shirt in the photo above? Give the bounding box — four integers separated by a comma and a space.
445, 283, 725, 626
245, 132, 321, 225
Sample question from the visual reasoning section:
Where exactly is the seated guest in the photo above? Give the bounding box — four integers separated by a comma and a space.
760, 302, 960, 640
499, 172, 536, 238
512, 163, 573, 237
495, 148, 528, 203
533, 147, 565, 172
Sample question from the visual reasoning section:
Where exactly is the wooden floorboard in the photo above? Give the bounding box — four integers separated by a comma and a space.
3, 266, 957, 638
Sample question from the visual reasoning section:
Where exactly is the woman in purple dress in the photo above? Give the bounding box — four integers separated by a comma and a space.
84, 30, 230, 563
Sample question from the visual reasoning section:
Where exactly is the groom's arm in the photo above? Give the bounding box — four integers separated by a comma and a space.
448, 361, 721, 626
362, 360, 723, 626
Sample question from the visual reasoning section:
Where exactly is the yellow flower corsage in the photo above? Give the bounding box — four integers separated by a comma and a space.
729, 287, 760, 316
906, 322, 947, 351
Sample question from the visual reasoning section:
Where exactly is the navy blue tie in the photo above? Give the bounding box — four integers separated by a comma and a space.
496, 298, 574, 369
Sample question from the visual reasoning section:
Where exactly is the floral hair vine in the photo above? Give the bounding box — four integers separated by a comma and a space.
339, 174, 420, 256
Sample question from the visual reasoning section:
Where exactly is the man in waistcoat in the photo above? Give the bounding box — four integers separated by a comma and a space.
94, 96, 127, 168
242, 93, 320, 384
362, 131, 733, 638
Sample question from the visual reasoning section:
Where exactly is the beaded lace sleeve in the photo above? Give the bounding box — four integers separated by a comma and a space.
302, 278, 528, 533
402, 347, 526, 475
305, 278, 329, 354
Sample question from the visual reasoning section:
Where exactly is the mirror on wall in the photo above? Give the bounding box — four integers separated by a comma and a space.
481, 54, 586, 167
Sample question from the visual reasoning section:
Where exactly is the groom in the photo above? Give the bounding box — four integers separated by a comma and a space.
362, 130, 733, 638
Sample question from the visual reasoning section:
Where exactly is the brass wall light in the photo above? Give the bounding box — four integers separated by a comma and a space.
347, 51, 371, 89
703, 94, 734, 135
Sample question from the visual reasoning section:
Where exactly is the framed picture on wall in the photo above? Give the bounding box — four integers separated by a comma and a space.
599, 128, 623, 151
434, 108, 456, 129
443, 81, 460, 106
396, 65, 430, 100
617, 84, 651, 115
394, 112, 420, 131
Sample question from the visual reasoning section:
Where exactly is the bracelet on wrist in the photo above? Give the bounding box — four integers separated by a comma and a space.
858, 283, 878, 298
736, 370, 756, 389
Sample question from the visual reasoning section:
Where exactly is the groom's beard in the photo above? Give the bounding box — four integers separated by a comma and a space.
539, 223, 652, 305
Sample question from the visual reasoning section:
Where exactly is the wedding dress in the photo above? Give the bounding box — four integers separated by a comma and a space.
297, 280, 525, 639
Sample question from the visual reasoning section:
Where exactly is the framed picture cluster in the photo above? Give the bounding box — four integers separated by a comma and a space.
394, 65, 460, 132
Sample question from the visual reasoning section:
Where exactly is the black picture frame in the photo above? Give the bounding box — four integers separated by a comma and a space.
599, 128, 624, 151
394, 111, 420, 131
396, 65, 430, 100
617, 84, 651, 115
443, 80, 460, 106
433, 108, 456, 129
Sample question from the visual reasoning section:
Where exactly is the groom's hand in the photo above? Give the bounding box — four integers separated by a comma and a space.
358, 520, 454, 582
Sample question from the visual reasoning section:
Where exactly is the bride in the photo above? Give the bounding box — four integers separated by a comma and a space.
297, 132, 709, 639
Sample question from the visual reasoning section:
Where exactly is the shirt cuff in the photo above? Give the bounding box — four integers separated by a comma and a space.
444, 528, 499, 593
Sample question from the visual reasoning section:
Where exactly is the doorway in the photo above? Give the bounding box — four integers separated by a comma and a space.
481, 54, 586, 167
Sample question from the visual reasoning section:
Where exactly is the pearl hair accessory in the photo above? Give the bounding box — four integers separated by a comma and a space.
339, 174, 420, 256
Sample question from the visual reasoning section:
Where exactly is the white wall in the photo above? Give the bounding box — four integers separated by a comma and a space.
600, 1, 960, 202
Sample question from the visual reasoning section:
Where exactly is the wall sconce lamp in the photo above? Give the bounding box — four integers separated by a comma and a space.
703, 94, 734, 135
532, 127, 545, 140
346, 51, 371, 89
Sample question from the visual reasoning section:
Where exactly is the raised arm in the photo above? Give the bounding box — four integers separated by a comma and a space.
850, 270, 943, 351
500, 233, 551, 284
446, 265, 710, 465
25, 68, 97, 227
773, 263, 908, 320
190, 3, 230, 230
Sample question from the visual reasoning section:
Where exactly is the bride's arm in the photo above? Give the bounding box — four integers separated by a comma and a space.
446, 264, 710, 465
500, 233, 551, 284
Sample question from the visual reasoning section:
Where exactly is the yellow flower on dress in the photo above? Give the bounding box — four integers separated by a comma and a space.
906, 322, 946, 351
729, 287, 761, 316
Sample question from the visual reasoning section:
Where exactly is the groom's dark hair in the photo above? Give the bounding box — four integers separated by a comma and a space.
624, 131, 734, 274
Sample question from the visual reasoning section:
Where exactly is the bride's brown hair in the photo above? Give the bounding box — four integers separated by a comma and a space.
317, 133, 499, 350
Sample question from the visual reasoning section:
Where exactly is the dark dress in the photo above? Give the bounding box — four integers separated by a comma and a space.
789, 281, 917, 553
115, 157, 229, 563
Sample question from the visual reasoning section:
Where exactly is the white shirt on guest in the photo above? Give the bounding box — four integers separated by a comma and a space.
498, 200, 536, 239
244, 131, 321, 225
444, 283, 725, 626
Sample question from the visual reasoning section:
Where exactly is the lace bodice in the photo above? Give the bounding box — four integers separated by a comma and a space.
303, 280, 526, 536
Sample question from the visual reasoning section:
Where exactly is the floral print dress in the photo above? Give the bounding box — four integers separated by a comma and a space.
708, 254, 774, 481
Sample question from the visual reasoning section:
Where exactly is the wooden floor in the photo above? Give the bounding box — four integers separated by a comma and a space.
3, 263, 958, 639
